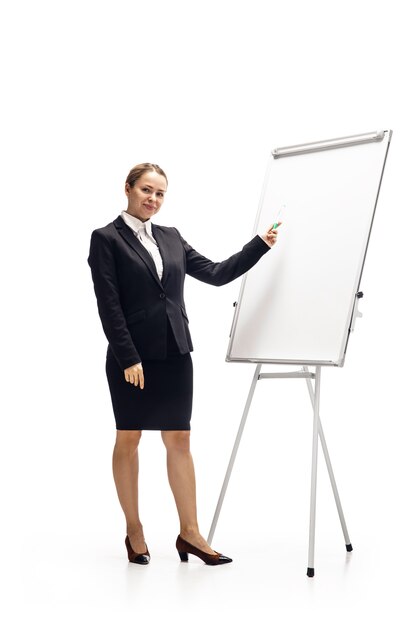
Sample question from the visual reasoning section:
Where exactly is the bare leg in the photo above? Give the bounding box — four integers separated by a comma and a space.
112, 430, 146, 553
161, 430, 216, 554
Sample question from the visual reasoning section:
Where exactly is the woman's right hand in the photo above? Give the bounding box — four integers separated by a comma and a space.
124, 362, 144, 389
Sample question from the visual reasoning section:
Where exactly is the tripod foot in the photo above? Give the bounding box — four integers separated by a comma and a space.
346, 544, 353, 552
307, 567, 315, 577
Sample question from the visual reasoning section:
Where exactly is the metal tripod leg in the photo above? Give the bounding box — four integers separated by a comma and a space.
207, 363, 262, 545
307, 366, 321, 577
303, 366, 352, 553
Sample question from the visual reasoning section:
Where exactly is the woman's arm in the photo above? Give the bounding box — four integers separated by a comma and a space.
88, 230, 142, 370
174, 226, 278, 287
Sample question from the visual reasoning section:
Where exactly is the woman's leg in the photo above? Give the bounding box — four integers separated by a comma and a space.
161, 430, 216, 554
112, 429, 146, 553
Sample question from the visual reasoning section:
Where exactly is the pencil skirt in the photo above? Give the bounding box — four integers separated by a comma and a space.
105, 321, 193, 431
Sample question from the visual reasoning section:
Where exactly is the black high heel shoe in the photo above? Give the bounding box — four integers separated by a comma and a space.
176, 535, 232, 566
125, 535, 150, 564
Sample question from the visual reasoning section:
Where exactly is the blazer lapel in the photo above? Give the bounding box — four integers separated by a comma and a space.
152, 226, 170, 285
113, 216, 162, 287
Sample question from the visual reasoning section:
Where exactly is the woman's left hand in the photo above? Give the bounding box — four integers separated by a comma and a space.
261, 222, 282, 248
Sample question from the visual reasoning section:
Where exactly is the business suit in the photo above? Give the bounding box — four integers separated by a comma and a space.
88, 215, 270, 429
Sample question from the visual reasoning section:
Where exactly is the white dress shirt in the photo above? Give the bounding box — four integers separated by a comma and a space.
120, 211, 164, 280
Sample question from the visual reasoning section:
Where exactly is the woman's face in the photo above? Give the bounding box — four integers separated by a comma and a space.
125, 170, 167, 222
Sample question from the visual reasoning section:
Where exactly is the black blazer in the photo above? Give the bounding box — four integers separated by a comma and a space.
88, 215, 270, 370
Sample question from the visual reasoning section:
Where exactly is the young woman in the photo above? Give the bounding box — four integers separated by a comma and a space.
88, 163, 279, 565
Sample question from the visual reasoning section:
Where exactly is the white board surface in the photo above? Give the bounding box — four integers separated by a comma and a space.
227, 130, 392, 366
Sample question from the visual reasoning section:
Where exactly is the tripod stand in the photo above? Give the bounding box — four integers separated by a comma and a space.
207, 364, 352, 577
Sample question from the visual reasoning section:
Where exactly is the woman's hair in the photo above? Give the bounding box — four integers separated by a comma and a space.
125, 163, 168, 188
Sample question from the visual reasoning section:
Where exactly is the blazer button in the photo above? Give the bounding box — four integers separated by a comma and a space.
160, 293, 166, 299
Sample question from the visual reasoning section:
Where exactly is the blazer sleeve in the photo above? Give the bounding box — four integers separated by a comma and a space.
88, 230, 141, 370
174, 229, 271, 286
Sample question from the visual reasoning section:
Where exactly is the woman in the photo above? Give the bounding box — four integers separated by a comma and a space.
88, 163, 279, 566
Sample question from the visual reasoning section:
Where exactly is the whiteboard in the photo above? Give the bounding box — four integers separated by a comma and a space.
227, 130, 392, 366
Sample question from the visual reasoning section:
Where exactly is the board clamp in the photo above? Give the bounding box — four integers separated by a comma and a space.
272, 130, 385, 159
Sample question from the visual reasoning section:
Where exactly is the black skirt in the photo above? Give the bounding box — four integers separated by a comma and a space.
105, 321, 193, 430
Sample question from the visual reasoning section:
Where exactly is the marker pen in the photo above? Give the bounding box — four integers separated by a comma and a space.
272, 205, 286, 229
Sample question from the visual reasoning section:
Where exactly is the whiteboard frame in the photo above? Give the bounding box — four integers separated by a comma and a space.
226, 129, 393, 367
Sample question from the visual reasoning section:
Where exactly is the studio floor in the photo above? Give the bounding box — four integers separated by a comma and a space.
3, 518, 415, 625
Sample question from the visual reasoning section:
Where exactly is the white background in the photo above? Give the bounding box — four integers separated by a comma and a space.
1, 1, 416, 624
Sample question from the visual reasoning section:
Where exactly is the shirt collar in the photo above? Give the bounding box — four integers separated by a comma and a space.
121, 210, 153, 238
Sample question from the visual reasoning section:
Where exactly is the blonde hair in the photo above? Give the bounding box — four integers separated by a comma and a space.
125, 163, 168, 188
